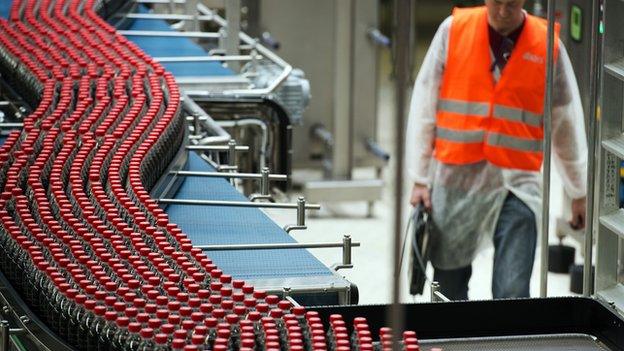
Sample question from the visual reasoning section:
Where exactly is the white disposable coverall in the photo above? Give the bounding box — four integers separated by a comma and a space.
405, 16, 588, 270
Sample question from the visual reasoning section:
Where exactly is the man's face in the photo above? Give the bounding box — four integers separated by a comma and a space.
485, 0, 526, 35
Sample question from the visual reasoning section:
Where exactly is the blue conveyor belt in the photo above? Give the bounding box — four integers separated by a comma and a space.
0, 1, 12, 19
126, 5, 234, 77
166, 152, 334, 280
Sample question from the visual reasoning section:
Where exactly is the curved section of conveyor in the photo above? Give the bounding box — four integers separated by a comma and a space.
0, 1, 409, 350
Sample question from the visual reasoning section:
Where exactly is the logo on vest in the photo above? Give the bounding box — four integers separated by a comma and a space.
522, 52, 544, 64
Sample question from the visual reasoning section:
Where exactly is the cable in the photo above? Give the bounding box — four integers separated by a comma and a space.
399, 205, 430, 284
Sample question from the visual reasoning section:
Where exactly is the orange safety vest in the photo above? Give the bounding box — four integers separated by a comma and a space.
434, 6, 559, 171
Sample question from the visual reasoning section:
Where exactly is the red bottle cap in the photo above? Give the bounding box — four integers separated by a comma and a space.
172, 338, 186, 348
128, 322, 141, 333
203, 317, 217, 328
156, 309, 170, 319
194, 326, 208, 336
181, 320, 196, 331
140, 328, 154, 338
174, 329, 188, 339
168, 314, 181, 325
265, 295, 279, 304
160, 323, 175, 334
148, 318, 162, 329
116, 317, 130, 328
105, 311, 118, 321
155, 333, 168, 345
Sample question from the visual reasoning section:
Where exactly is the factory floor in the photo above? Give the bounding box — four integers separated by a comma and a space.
264, 48, 585, 305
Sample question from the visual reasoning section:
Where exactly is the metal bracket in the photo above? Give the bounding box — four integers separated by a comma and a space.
190, 139, 245, 178
330, 235, 355, 271
250, 167, 275, 202
430, 281, 450, 303
282, 287, 301, 307
283, 197, 307, 233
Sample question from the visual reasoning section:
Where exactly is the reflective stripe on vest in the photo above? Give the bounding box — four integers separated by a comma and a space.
437, 99, 490, 116
436, 127, 484, 143
493, 105, 542, 127
486, 133, 542, 152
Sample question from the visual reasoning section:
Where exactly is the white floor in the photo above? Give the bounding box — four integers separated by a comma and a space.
263, 49, 587, 305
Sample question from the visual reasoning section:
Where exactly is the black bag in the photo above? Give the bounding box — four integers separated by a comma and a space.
408, 206, 431, 295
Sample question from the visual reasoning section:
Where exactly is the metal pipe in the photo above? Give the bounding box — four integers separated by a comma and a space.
391, 0, 412, 344
0, 321, 8, 351
136, 0, 185, 4
284, 293, 301, 307
297, 197, 306, 226
261, 167, 270, 195
430, 281, 441, 302
197, 241, 360, 251
118, 30, 221, 38
227, 139, 238, 178
120, 13, 214, 21
184, 0, 198, 31
181, 95, 231, 144
284, 197, 308, 233
158, 198, 321, 210
583, 0, 601, 297
433, 291, 451, 303
207, 45, 254, 55
186, 145, 249, 151
216, 119, 269, 170
540, 0, 556, 298
173, 170, 287, 181
154, 55, 261, 63
224, 0, 241, 71
197, 3, 293, 96
0, 123, 23, 129
342, 234, 352, 265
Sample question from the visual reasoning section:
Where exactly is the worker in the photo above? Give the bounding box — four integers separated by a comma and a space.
406, 0, 587, 300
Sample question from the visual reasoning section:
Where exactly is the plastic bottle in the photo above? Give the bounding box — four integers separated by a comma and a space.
68, 294, 87, 347
153, 333, 169, 351
123, 322, 142, 351
88, 305, 108, 351
204, 317, 218, 349
111, 317, 130, 351
98, 311, 118, 351
59, 288, 78, 341
136, 328, 155, 351
78, 300, 98, 349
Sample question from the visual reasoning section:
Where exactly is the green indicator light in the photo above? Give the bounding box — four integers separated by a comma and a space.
599, 21, 604, 34
570, 5, 582, 42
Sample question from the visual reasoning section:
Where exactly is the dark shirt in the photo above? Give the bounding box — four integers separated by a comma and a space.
488, 17, 525, 72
